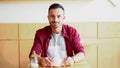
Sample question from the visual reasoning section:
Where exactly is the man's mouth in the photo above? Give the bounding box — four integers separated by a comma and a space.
53, 22, 58, 23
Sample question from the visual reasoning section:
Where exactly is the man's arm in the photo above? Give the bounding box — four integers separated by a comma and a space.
72, 52, 85, 63
63, 52, 85, 66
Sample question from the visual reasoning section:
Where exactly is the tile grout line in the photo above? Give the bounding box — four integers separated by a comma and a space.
97, 22, 99, 68
17, 24, 20, 68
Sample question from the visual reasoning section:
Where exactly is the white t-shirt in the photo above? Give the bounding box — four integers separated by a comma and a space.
47, 32, 67, 59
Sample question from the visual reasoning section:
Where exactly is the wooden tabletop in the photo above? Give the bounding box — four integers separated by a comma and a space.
27, 60, 92, 68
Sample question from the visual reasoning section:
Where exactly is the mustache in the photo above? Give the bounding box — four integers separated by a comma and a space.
53, 21, 59, 23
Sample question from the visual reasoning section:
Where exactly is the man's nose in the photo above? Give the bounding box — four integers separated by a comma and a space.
54, 17, 58, 22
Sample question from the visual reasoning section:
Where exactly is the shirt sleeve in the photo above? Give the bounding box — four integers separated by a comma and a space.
29, 31, 42, 58
71, 29, 85, 54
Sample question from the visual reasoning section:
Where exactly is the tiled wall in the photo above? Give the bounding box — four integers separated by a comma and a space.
0, 22, 120, 68
0, 24, 19, 68
98, 22, 120, 68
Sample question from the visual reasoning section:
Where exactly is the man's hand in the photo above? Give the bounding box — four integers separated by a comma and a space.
38, 57, 53, 67
63, 57, 74, 66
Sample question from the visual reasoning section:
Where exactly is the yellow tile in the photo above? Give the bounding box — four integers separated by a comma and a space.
19, 23, 48, 39
81, 38, 99, 68
84, 44, 97, 68
20, 39, 34, 68
0, 24, 18, 39
98, 39, 120, 68
68, 22, 97, 38
81, 39, 101, 46
98, 22, 120, 38
0, 40, 19, 68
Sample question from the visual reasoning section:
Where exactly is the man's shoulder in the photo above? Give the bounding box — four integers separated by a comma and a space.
63, 24, 76, 31
62, 24, 78, 37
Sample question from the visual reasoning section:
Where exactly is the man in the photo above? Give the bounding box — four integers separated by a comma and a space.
29, 3, 85, 67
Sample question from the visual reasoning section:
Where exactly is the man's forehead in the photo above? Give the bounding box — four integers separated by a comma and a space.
49, 8, 64, 14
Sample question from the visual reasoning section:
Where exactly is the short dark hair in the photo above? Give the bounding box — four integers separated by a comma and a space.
48, 3, 64, 12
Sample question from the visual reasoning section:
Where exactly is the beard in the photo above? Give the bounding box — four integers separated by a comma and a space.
50, 21, 62, 28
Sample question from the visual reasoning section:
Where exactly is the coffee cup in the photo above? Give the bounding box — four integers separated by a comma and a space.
53, 58, 63, 66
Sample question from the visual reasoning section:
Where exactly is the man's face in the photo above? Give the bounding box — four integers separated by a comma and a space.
48, 8, 65, 28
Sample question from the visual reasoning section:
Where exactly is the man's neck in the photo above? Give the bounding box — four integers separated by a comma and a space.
51, 26, 62, 34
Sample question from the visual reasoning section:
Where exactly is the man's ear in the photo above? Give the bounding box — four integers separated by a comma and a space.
63, 16, 66, 20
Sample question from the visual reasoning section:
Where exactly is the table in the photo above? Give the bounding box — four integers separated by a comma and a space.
27, 60, 92, 68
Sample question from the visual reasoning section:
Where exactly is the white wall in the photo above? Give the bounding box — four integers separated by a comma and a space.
0, 0, 120, 23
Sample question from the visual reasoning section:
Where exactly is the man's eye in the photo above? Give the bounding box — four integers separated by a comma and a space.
58, 16, 61, 18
